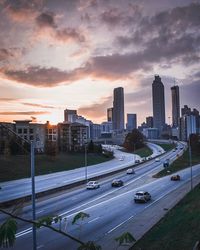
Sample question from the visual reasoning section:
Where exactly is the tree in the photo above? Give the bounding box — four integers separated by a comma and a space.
0, 208, 135, 250
123, 129, 144, 152
88, 140, 94, 153
45, 141, 57, 160
190, 134, 200, 156
115, 232, 136, 249
72, 212, 90, 239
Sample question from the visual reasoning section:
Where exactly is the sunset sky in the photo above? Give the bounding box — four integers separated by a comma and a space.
0, 0, 200, 125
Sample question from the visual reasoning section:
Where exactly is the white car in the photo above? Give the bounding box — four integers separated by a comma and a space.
155, 158, 160, 162
86, 181, 100, 189
134, 191, 151, 203
126, 168, 135, 174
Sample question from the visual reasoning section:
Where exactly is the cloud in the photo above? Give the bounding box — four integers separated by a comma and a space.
0, 111, 49, 115
1, 66, 76, 87
35, 11, 86, 44
0, 97, 19, 102
22, 102, 55, 109
78, 96, 112, 122
0, 48, 24, 62
36, 12, 56, 29
100, 8, 123, 26
4, 0, 43, 22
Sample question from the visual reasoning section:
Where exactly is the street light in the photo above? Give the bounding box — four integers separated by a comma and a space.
84, 144, 88, 183
0, 124, 37, 250
188, 134, 193, 190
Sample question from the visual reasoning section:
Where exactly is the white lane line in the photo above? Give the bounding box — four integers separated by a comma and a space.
36, 210, 44, 214
107, 215, 134, 234
88, 217, 100, 224
37, 245, 44, 249
15, 172, 200, 239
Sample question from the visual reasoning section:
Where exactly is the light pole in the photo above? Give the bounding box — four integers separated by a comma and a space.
188, 134, 193, 190
31, 141, 37, 250
84, 144, 88, 183
0, 124, 37, 250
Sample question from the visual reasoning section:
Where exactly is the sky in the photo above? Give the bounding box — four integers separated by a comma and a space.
0, 0, 200, 125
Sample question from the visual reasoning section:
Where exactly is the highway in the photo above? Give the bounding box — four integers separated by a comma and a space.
1, 141, 196, 250
0, 142, 166, 203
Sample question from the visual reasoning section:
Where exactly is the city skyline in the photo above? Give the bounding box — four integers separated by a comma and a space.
0, 0, 200, 125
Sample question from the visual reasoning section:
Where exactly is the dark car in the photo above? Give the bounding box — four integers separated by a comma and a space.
111, 179, 124, 187
171, 175, 181, 181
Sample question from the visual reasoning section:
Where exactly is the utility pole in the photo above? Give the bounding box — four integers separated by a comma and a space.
85, 144, 88, 183
31, 141, 37, 250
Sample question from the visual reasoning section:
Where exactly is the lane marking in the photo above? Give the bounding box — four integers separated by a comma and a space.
88, 217, 100, 223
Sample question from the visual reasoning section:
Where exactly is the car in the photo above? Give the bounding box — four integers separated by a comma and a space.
126, 168, 135, 174
134, 191, 151, 203
86, 181, 100, 189
111, 179, 124, 187
163, 160, 169, 168
119, 156, 124, 161
171, 175, 181, 181
155, 158, 160, 162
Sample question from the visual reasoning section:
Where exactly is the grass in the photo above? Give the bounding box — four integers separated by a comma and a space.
155, 143, 175, 152
130, 184, 200, 250
153, 149, 200, 178
0, 153, 112, 182
134, 146, 153, 158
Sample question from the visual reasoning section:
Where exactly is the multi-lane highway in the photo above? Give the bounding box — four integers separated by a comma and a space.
1, 141, 198, 250
0, 142, 165, 203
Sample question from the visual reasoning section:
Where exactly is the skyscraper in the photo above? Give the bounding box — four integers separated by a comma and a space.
107, 107, 113, 122
64, 109, 77, 122
152, 75, 165, 136
171, 85, 180, 128
126, 114, 137, 131
113, 87, 124, 132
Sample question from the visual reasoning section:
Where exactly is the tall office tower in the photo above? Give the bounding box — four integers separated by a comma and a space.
64, 109, 77, 122
146, 116, 153, 128
107, 107, 113, 122
181, 105, 191, 116
113, 87, 124, 132
126, 114, 137, 131
171, 85, 180, 128
152, 75, 166, 136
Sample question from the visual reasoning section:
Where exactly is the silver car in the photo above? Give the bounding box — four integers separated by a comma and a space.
134, 191, 151, 203
86, 181, 100, 189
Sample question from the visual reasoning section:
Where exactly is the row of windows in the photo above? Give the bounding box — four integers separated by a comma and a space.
17, 128, 34, 134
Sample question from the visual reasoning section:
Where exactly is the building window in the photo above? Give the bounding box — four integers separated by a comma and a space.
30, 128, 34, 134
48, 135, 52, 140
24, 128, 27, 134
30, 135, 34, 141
49, 129, 52, 134
18, 128, 22, 134
24, 136, 27, 140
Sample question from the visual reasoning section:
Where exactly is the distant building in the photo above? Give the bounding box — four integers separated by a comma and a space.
171, 85, 180, 128
107, 108, 113, 122
14, 120, 45, 152
180, 115, 197, 141
90, 123, 101, 140
64, 109, 77, 123
113, 87, 124, 132
152, 75, 166, 137
146, 116, 153, 128
101, 121, 113, 133
126, 114, 137, 131
143, 128, 159, 139
58, 122, 87, 151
